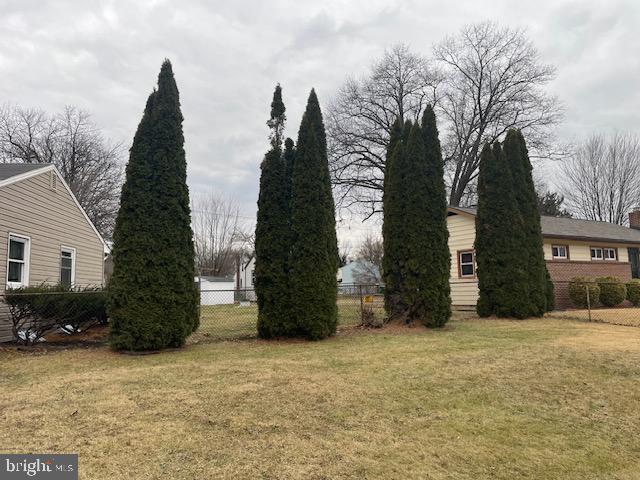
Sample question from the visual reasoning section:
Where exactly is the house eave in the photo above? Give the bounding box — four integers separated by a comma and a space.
542, 233, 640, 246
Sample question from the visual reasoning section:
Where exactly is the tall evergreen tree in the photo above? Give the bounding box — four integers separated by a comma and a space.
109, 60, 198, 351
504, 129, 547, 316
255, 85, 291, 338
289, 89, 338, 340
283, 137, 296, 208
382, 118, 407, 317
475, 142, 529, 318
419, 106, 451, 326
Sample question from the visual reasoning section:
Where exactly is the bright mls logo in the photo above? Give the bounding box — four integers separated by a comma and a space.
0, 454, 77, 479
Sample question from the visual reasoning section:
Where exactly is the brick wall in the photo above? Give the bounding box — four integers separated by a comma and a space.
546, 261, 632, 309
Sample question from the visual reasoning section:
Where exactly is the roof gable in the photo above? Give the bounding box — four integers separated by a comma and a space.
0, 164, 107, 248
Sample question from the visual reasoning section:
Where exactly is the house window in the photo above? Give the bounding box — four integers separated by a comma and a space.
458, 250, 475, 278
552, 245, 568, 259
591, 247, 617, 261
7, 234, 30, 288
60, 246, 76, 286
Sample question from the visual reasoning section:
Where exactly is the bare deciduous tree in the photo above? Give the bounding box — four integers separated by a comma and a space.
436, 22, 562, 206
327, 44, 441, 219
561, 132, 640, 225
327, 22, 563, 217
0, 104, 123, 237
352, 233, 383, 284
191, 192, 251, 277
338, 238, 353, 267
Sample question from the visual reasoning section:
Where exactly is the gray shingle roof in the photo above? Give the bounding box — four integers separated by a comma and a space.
0, 163, 51, 182
448, 206, 640, 244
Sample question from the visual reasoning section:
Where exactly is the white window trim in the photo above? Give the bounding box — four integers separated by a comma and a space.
552, 244, 568, 260
6, 233, 30, 289
604, 247, 617, 261
60, 245, 76, 286
459, 251, 476, 278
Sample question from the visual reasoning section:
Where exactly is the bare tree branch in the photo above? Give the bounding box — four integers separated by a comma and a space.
191, 192, 251, 277
561, 132, 640, 225
0, 104, 123, 237
327, 23, 564, 217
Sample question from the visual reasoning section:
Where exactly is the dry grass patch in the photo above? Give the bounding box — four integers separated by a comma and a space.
1, 318, 639, 479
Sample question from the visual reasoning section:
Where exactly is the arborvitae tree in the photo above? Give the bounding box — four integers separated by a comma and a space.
475, 142, 529, 319
289, 89, 338, 340
419, 106, 451, 326
382, 118, 407, 317
255, 85, 291, 338
545, 269, 555, 311
504, 129, 547, 316
109, 60, 198, 351
283, 137, 296, 208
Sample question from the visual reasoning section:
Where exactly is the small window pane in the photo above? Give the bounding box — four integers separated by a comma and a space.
61, 257, 73, 269
61, 267, 72, 285
552, 246, 559, 256
9, 239, 25, 261
8, 261, 22, 282
461, 253, 473, 263
461, 264, 474, 276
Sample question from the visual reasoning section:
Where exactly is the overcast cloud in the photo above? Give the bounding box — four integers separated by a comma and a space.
2, 0, 639, 241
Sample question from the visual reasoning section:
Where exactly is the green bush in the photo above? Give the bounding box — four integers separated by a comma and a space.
595, 276, 626, 307
627, 279, 640, 306
568, 277, 600, 308
5, 284, 107, 345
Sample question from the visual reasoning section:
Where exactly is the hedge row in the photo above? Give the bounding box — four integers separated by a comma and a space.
568, 276, 640, 308
4, 284, 107, 345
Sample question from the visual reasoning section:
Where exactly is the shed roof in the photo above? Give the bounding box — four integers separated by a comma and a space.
447, 206, 640, 244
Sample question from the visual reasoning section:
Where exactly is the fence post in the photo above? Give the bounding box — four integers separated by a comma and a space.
359, 284, 364, 321
586, 284, 592, 322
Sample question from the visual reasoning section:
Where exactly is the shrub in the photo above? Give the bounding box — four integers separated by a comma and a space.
595, 276, 626, 307
627, 279, 640, 306
545, 270, 555, 312
361, 305, 383, 328
568, 277, 600, 308
5, 284, 107, 345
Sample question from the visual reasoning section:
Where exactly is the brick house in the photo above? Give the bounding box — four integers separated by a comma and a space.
447, 206, 640, 309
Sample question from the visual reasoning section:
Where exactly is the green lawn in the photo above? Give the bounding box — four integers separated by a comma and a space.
1, 317, 639, 478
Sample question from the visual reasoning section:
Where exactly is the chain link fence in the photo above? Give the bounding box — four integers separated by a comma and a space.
4, 280, 639, 347
192, 284, 385, 342
0, 287, 107, 346
548, 280, 640, 327
0, 284, 386, 345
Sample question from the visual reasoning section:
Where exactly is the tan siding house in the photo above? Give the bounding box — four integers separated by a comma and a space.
0, 164, 105, 342
447, 207, 640, 309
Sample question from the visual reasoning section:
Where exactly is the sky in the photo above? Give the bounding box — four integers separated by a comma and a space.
2, 0, 639, 245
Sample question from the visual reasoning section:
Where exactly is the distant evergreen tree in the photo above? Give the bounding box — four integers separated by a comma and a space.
537, 191, 572, 218
418, 106, 451, 326
109, 60, 198, 351
475, 142, 529, 318
255, 85, 291, 338
382, 118, 407, 317
504, 129, 547, 316
289, 90, 338, 340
